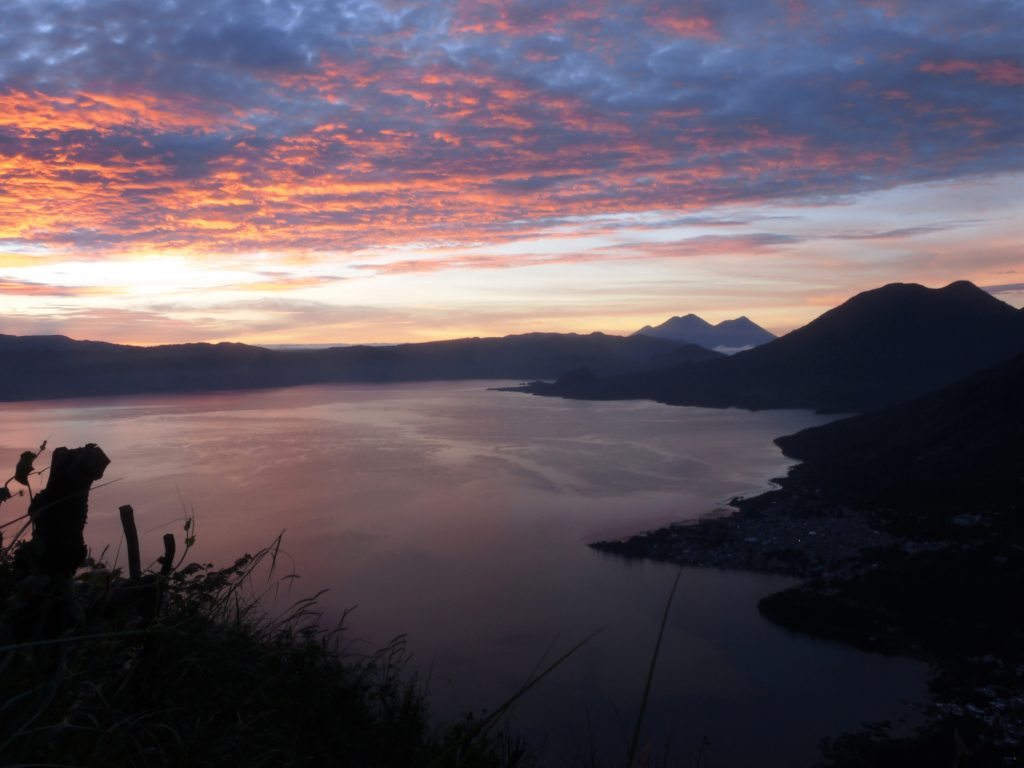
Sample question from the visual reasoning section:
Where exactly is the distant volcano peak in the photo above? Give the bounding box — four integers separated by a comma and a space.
632, 313, 775, 351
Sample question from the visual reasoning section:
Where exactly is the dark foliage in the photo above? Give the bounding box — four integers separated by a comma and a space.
0, 446, 529, 768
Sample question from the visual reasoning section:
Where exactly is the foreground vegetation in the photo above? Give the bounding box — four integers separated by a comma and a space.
1, 445, 529, 767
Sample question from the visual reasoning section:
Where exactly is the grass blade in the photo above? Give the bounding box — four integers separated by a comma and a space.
627, 568, 682, 768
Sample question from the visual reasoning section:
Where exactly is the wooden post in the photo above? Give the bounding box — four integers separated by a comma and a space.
160, 533, 176, 576
119, 505, 141, 580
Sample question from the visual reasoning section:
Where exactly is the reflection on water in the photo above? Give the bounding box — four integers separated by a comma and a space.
0, 382, 928, 767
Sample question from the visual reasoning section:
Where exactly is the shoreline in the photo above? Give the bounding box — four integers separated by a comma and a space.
590, 478, 1024, 765
592, 481, 895, 580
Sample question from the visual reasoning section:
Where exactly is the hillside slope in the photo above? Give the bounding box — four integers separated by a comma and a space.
775, 350, 1024, 531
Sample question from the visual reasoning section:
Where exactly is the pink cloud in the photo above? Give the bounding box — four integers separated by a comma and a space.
646, 11, 720, 40
919, 59, 1024, 86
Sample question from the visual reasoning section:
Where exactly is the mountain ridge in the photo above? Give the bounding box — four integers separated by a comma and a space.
0, 330, 720, 402
526, 280, 1024, 412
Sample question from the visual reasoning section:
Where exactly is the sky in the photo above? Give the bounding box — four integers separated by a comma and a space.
0, 0, 1022, 345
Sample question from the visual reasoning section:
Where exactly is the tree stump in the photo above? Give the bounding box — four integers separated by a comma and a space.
15, 444, 110, 578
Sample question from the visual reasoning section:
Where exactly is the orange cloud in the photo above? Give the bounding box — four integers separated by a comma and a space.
0, 88, 227, 135
217, 275, 344, 292
0, 278, 121, 297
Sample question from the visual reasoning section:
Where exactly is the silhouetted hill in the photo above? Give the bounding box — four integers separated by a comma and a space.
760, 353, 1024, 730
0, 332, 720, 401
775, 351, 1024, 532
632, 314, 775, 350
528, 281, 1024, 412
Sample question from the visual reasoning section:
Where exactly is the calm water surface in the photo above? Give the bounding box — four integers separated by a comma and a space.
0, 382, 928, 766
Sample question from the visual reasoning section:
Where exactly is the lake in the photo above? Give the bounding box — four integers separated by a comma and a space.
0, 382, 928, 766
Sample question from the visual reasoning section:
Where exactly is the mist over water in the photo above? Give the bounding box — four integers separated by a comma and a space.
0, 382, 928, 766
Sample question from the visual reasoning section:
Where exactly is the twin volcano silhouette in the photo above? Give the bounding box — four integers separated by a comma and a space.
632, 314, 776, 350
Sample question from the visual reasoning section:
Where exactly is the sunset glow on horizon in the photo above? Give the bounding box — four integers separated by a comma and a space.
1, 0, 1021, 345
